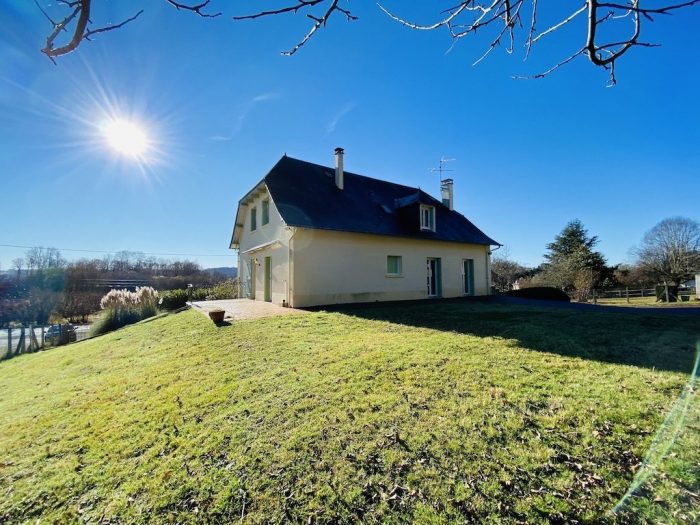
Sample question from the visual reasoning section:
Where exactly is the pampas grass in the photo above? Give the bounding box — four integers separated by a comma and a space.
91, 287, 160, 336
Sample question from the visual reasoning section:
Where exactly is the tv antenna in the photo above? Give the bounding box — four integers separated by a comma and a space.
430, 157, 455, 182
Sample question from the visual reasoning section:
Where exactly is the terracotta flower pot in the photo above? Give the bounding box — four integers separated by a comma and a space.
209, 309, 226, 324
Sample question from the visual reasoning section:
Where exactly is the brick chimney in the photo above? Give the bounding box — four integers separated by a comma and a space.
334, 147, 344, 190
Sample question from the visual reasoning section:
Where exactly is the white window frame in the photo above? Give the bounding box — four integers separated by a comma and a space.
386, 255, 403, 277
420, 205, 435, 232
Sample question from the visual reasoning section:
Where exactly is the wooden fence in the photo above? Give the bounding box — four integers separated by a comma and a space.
1, 325, 89, 361
587, 286, 696, 303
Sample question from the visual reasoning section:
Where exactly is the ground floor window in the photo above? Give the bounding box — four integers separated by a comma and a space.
462, 259, 475, 295
386, 255, 402, 276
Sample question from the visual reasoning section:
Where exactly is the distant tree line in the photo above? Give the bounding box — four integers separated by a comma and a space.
492, 217, 700, 301
0, 248, 228, 327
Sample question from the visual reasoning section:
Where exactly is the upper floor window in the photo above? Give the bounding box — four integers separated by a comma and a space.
262, 199, 270, 226
250, 206, 257, 231
420, 205, 435, 231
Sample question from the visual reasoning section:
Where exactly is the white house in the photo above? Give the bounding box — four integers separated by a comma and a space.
230, 149, 500, 308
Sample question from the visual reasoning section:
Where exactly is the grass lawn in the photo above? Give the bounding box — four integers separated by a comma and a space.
0, 301, 698, 524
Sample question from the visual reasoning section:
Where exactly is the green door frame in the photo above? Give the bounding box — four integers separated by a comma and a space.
463, 259, 475, 296
264, 256, 272, 302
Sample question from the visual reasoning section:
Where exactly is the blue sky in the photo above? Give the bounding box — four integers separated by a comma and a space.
1, 2, 698, 270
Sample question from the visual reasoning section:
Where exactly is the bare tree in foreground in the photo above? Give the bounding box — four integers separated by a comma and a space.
636, 217, 700, 286
36, 1, 698, 83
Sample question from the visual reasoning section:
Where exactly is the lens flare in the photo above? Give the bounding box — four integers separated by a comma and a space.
102, 118, 149, 158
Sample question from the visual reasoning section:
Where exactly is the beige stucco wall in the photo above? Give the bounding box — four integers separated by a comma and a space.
237, 187, 291, 305
290, 229, 492, 308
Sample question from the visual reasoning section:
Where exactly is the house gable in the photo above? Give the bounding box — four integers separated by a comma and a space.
230, 182, 287, 252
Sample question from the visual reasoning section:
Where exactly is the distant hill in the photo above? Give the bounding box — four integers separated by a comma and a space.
204, 266, 237, 278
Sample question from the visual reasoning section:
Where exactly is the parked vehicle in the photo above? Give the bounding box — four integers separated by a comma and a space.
44, 324, 77, 345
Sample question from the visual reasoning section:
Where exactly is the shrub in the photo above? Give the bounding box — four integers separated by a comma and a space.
159, 289, 189, 311
505, 287, 570, 302
158, 280, 238, 311
91, 287, 159, 336
207, 279, 238, 300
192, 288, 210, 301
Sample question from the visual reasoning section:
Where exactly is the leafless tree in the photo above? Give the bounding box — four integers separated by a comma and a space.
636, 217, 700, 286
36, 1, 698, 82
614, 263, 655, 287
12, 258, 24, 280
24, 247, 65, 271
491, 248, 531, 291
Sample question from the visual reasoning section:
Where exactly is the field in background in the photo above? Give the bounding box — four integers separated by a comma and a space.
596, 296, 700, 308
0, 302, 698, 524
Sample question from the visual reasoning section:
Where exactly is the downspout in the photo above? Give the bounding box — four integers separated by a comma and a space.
287, 227, 297, 307
236, 249, 241, 298
488, 244, 501, 296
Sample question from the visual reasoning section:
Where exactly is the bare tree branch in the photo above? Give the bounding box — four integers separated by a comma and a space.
34, 0, 699, 82
165, 0, 221, 18
234, 0, 357, 56
514, 48, 586, 80
377, 0, 697, 83
40, 0, 144, 61
233, 0, 327, 21
531, 4, 587, 46
84, 10, 145, 41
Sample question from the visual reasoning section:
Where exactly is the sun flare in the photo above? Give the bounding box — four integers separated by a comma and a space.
102, 118, 149, 157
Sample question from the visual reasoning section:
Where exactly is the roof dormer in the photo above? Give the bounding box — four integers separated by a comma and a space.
420, 204, 436, 232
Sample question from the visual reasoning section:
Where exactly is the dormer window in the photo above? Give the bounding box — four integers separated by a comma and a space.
420, 205, 435, 232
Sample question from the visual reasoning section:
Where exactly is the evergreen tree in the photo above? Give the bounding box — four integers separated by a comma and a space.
542, 220, 608, 292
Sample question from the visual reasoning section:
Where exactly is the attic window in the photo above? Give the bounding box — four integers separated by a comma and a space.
420, 205, 435, 232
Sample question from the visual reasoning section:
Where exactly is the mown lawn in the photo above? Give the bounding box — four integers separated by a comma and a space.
0, 301, 698, 524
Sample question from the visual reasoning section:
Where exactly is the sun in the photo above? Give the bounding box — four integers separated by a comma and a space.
102, 118, 150, 158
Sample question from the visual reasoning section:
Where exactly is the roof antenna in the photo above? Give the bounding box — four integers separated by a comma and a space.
429, 157, 455, 183
430, 157, 456, 210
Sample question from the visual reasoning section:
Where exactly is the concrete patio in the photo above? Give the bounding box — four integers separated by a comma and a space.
189, 299, 309, 322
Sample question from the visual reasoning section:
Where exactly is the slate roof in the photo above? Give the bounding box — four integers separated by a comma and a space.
234, 155, 499, 247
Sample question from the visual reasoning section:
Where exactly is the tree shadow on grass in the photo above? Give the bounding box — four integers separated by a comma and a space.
314, 298, 699, 375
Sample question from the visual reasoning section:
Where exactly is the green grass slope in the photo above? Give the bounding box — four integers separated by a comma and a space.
0, 302, 698, 524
